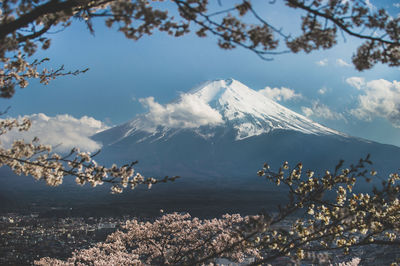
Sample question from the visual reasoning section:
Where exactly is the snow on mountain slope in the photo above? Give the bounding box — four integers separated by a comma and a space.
97, 79, 344, 146
90, 79, 400, 181
189, 79, 341, 139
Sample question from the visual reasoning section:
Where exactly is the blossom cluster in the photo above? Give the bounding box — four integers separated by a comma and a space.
35, 213, 261, 265
1, 0, 399, 99
33, 157, 400, 265
256, 156, 400, 264
0, 0, 187, 98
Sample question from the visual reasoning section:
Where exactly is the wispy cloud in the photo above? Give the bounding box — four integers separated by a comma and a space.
316, 58, 328, 66
139, 94, 223, 129
346, 76, 365, 90
394, 3, 400, 8
301, 106, 314, 117
336, 58, 351, 67
258, 86, 302, 102
0, 114, 109, 152
318, 87, 329, 95
350, 79, 400, 128
301, 101, 346, 121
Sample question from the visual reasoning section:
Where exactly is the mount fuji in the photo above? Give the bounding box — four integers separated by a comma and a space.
93, 79, 400, 182
2, 79, 400, 216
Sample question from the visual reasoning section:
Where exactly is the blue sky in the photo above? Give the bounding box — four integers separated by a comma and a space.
1, 0, 400, 149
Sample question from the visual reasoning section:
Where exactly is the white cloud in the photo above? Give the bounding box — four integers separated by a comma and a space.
336, 58, 351, 67
318, 87, 328, 95
0, 113, 109, 152
394, 3, 400, 8
316, 58, 328, 66
139, 94, 223, 129
301, 101, 346, 121
350, 79, 400, 128
301, 106, 314, 117
258, 86, 302, 102
346, 76, 365, 90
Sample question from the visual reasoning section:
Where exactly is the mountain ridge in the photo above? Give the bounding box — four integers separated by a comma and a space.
92, 79, 400, 182
96, 78, 345, 147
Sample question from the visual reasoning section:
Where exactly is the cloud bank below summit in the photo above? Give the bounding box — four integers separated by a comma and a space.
139, 94, 224, 129
137, 84, 304, 131
0, 114, 109, 152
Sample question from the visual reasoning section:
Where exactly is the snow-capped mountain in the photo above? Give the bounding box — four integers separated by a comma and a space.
3, 78, 398, 216
96, 79, 343, 146
93, 79, 400, 180
188, 79, 341, 138
4, 79, 400, 217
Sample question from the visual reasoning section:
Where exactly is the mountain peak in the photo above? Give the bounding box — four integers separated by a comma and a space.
189, 78, 263, 105
208, 77, 236, 84
192, 79, 342, 139
98, 79, 344, 145
224, 78, 234, 85
188, 78, 242, 101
